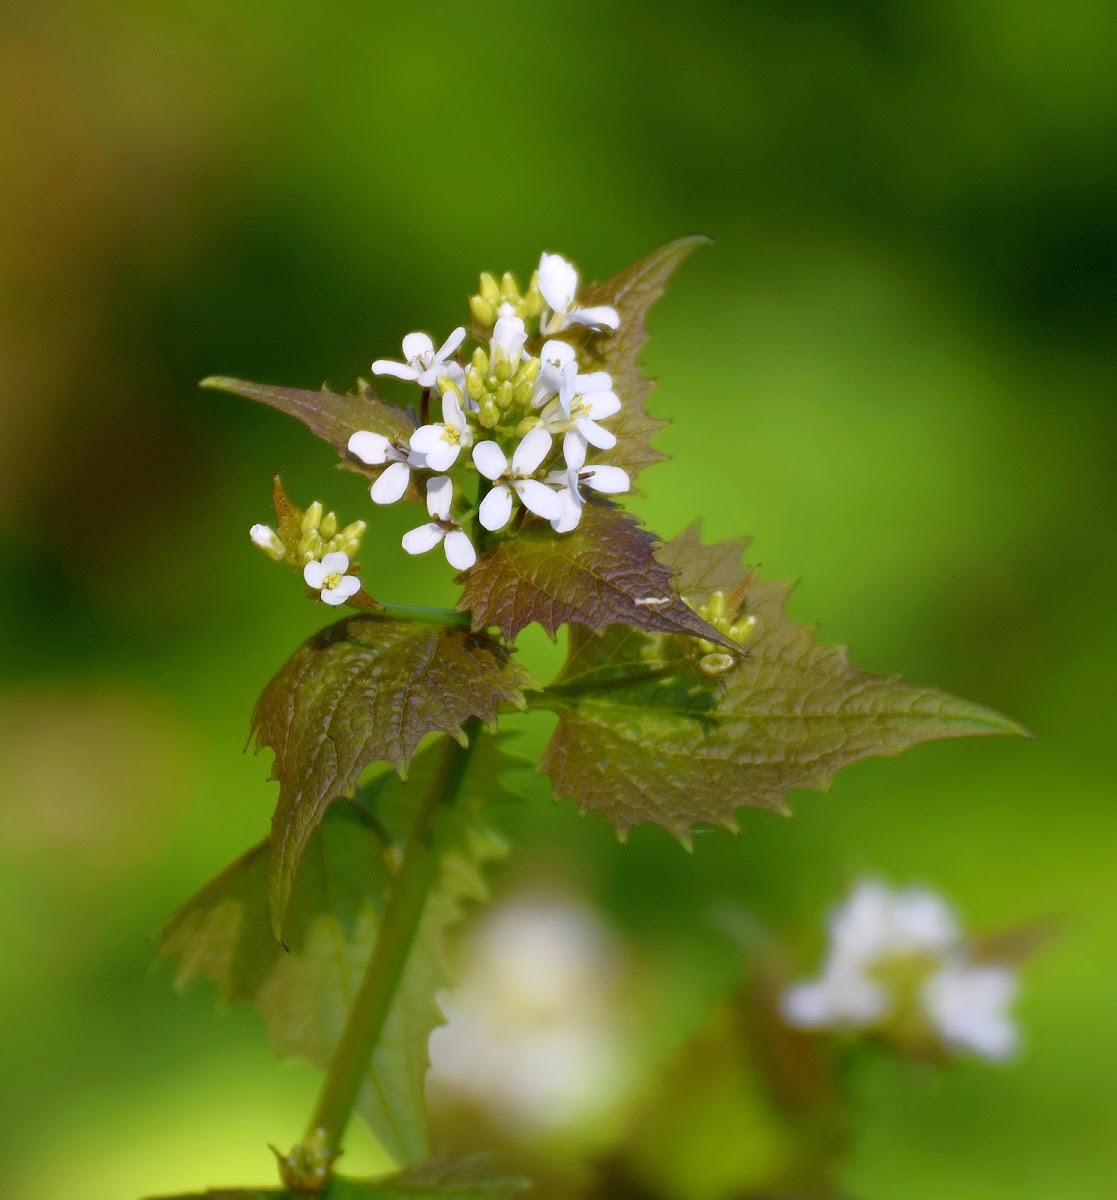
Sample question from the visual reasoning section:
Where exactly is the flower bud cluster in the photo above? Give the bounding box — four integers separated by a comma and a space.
249, 500, 366, 605
348, 252, 633, 571
692, 588, 760, 674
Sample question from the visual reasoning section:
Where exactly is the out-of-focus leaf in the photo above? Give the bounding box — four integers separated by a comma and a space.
201, 376, 415, 468
574, 236, 709, 485
459, 503, 736, 650
251, 614, 535, 937
160, 740, 525, 1167
146, 1153, 529, 1198
540, 525, 1025, 842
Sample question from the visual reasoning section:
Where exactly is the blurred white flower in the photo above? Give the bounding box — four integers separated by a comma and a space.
780, 879, 1020, 1062
428, 893, 628, 1134
303, 551, 360, 605
372, 327, 467, 389
538, 253, 620, 334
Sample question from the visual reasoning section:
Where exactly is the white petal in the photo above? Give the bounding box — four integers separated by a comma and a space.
540, 340, 576, 371
492, 313, 528, 363
426, 360, 466, 392
348, 430, 392, 464
250, 524, 282, 552
402, 522, 445, 556
320, 551, 350, 575
892, 889, 961, 953
401, 331, 435, 362
444, 529, 477, 571
538, 252, 578, 313
424, 441, 461, 472
370, 461, 410, 504
576, 417, 617, 450
569, 304, 620, 331
436, 326, 467, 360
576, 371, 613, 393
371, 359, 419, 381
478, 484, 514, 531
515, 479, 562, 521
441, 391, 466, 431
584, 388, 621, 420
410, 424, 448, 454
563, 430, 587, 470
426, 474, 454, 520
584, 464, 630, 494
512, 426, 553, 474
472, 440, 509, 481
321, 575, 361, 605
550, 485, 583, 533
303, 561, 327, 588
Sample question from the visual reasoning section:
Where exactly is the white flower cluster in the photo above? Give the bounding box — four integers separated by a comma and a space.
347, 252, 631, 570
780, 879, 1019, 1061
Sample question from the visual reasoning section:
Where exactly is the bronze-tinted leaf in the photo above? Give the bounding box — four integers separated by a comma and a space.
540, 527, 1025, 842
576, 236, 709, 484
160, 740, 524, 1167
201, 376, 415, 467
251, 616, 536, 935
458, 503, 736, 649
146, 1155, 528, 1199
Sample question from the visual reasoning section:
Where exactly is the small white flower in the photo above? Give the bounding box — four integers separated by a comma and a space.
372, 327, 467, 389
409, 392, 474, 472
347, 430, 428, 505
473, 428, 562, 531
401, 476, 476, 570
538, 252, 620, 334
539, 365, 621, 467
303, 551, 361, 606
546, 463, 631, 532
249, 523, 286, 561
779, 879, 1020, 1062
532, 340, 577, 408
491, 311, 528, 367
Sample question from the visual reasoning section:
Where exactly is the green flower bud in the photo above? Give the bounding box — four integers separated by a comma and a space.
728, 614, 759, 644
466, 366, 485, 401
301, 501, 324, 534
494, 354, 513, 383
522, 271, 544, 318
515, 414, 540, 437
319, 511, 338, 541
471, 346, 490, 375
518, 356, 541, 383
496, 380, 515, 409
700, 652, 736, 676
479, 397, 501, 428
479, 272, 501, 303
470, 294, 495, 327
500, 271, 519, 301
513, 377, 535, 407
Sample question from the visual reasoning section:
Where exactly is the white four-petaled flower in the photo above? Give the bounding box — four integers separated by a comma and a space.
303, 551, 361, 606
491, 310, 528, 367
556, 367, 621, 466
473, 428, 563, 531
347, 430, 425, 504
779, 879, 1020, 1062
401, 476, 476, 570
546, 463, 631, 532
409, 392, 474, 472
538, 253, 620, 334
372, 327, 467, 390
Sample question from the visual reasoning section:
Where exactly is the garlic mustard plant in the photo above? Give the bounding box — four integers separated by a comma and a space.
159, 241, 1029, 1199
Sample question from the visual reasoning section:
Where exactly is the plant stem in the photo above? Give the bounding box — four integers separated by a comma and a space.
375, 601, 471, 627
290, 723, 481, 1185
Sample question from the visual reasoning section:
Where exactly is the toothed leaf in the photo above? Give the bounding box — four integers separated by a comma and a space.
459, 504, 736, 648
575, 236, 708, 484
251, 616, 535, 935
541, 526, 1025, 841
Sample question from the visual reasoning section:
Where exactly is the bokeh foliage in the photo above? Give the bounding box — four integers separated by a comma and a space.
1, 2, 1115, 1198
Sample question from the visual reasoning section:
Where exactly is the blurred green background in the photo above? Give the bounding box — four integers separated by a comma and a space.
2, 2, 1115, 1197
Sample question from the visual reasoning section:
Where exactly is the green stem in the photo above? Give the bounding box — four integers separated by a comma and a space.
288, 723, 480, 1186
375, 601, 471, 627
